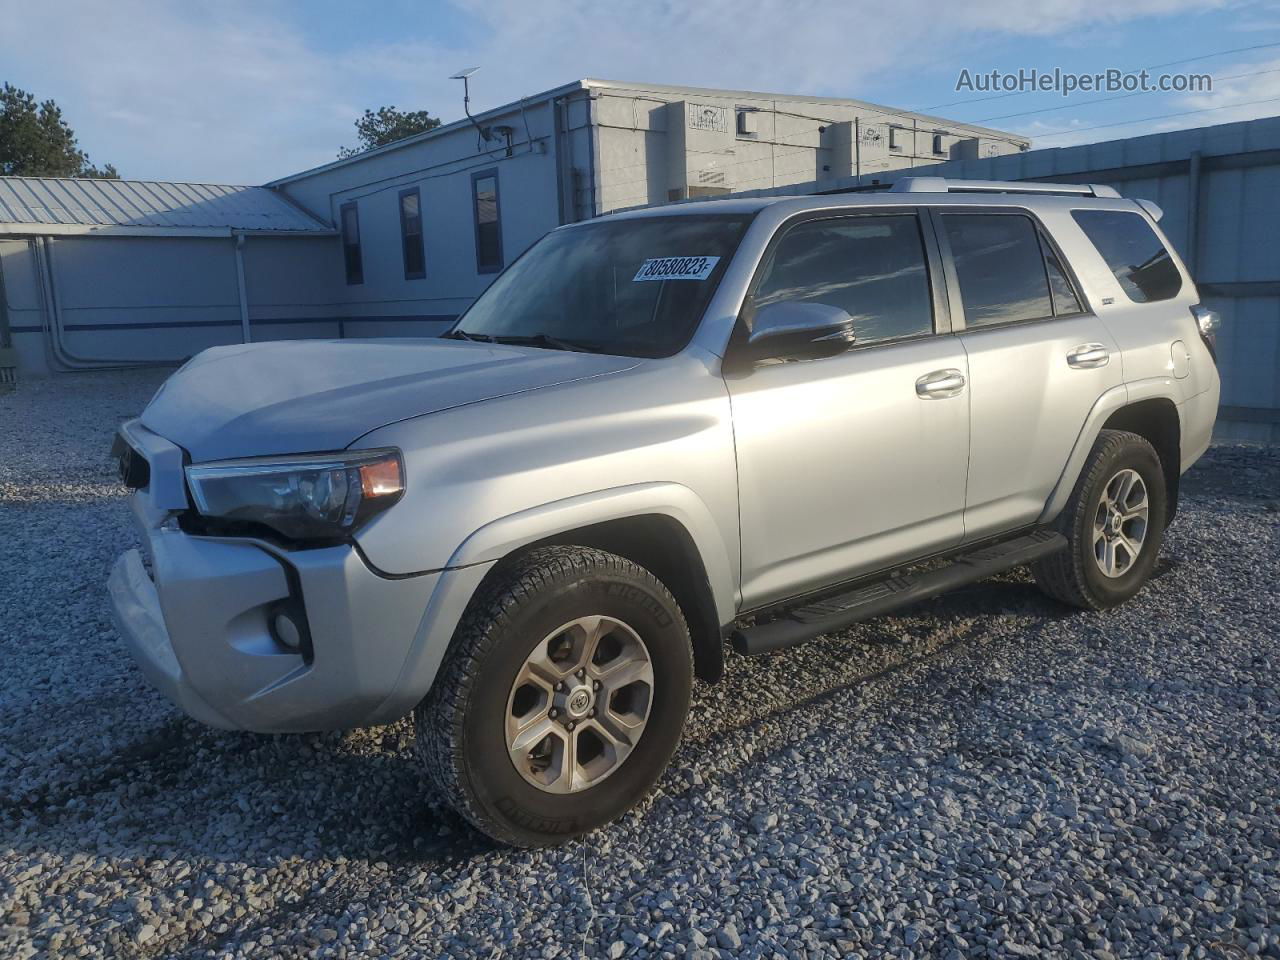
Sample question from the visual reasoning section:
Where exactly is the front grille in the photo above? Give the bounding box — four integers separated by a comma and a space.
114, 439, 150, 490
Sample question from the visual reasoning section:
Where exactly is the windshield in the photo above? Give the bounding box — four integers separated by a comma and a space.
451, 214, 752, 358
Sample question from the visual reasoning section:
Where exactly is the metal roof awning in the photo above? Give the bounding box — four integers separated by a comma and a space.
0, 177, 335, 237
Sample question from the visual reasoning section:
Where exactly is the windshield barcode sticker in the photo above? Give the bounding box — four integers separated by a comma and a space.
632, 256, 720, 282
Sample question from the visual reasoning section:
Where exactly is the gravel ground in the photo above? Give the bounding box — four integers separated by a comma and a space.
1, 368, 1278, 960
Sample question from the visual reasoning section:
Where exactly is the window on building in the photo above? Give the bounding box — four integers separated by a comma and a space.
889, 127, 902, 151
1071, 209, 1181, 303
932, 133, 945, 155
399, 188, 425, 280
340, 201, 363, 285
750, 215, 934, 344
472, 170, 503, 274
943, 213, 1055, 327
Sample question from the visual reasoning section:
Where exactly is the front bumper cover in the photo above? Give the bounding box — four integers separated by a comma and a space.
109, 492, 441, 733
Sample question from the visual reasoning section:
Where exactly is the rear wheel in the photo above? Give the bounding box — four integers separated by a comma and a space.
1032, 429, 1168, 610
415, 546, 693, 846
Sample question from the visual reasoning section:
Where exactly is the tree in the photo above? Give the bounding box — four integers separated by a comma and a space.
0, 83, 118, 178
338, 106, 441, 158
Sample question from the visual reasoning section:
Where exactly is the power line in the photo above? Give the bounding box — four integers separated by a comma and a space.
919, 40, 1280, 111
1029, 94, 1280, 140
972, 66, 1280, 124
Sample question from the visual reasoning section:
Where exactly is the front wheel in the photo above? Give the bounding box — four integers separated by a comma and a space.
415, 546, 693, 847
1032, 429, 1168, 610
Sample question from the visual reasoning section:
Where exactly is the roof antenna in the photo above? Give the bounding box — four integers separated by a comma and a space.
449, 67, 492, 145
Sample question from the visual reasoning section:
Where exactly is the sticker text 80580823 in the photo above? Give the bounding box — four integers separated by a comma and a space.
632, 256, 720, 282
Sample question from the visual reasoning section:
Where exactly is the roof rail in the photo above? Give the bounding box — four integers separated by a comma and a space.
890, 177, 1121, 199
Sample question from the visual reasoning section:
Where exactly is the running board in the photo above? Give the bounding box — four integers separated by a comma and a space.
730, 529, 1066, 657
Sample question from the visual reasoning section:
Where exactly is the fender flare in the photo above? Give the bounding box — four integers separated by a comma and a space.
368, 482, 738, 721
447, 481, 738, 625
1038, 377, 1180, 524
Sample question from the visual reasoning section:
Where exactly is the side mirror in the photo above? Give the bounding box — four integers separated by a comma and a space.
746, 300, 857, 362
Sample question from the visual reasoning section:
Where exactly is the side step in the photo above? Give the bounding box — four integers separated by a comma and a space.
731, 529, 1066, 657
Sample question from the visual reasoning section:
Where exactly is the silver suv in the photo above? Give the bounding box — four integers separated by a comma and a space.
109, 178, 1220, 846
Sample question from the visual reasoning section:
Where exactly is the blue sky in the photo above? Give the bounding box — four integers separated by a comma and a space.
2, 0, 1278, 184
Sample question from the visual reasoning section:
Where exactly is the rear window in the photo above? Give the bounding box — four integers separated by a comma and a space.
1071, 209, 1181, 303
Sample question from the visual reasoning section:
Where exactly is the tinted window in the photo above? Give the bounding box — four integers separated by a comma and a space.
751, 215, 933, 344
340, 202, 362, 285
1043, 238, 1083, 315
456, 215, 750, 358
944, 214, 1052, 326
472, 172, 502, 273
399, 188, 425, 280
1072, 209, 1181, 303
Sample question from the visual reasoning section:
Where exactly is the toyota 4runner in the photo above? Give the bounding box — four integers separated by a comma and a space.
109, 177, 1220, 846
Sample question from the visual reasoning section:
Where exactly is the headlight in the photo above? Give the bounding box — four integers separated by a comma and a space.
185, 449, 404, 541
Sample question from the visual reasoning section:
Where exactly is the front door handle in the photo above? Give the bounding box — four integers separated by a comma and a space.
1067, 343, 1110, 369
916, 368, 966, 399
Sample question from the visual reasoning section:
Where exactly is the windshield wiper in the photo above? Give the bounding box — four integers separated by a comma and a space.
488, 333, 604, 354
442, 329, 495, 343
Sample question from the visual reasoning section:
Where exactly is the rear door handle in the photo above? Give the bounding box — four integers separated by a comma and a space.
1067, 343, 1110, 369
916, 368, 966, 399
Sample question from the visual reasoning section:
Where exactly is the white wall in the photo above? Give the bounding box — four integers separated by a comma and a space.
590, 85, 1029, 214
276, 96, 572, 337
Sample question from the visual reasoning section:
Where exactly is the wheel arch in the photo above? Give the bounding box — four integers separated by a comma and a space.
1041, 381, 1183, 526
522, 515, 726, 683
447, 483, 737, 683
1099, 398, 1181, 522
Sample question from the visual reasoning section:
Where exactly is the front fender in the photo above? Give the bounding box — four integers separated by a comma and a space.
448, 481, 738, 625
366, 482, 738, 722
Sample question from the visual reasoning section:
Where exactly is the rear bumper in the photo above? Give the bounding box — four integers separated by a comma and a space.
1179, 380, 1220, 474
109, 493, 442, 733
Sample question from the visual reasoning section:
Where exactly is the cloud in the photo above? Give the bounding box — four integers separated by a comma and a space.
0, 0, 1245, 183
1012, 55, 1280, 146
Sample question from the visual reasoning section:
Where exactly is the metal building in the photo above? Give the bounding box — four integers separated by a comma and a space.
261, 78, 1028, 340
710, 114, 1280, 441
0, 79, 1028, 380
0, 178, 335, 376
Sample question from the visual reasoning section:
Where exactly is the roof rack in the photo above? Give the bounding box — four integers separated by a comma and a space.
889, 177, 1121, 199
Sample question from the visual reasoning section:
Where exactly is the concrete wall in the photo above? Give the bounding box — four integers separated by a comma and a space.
590, 83, 1029, 214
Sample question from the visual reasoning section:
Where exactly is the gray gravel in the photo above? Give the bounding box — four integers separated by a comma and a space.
2, 368, 1278, 960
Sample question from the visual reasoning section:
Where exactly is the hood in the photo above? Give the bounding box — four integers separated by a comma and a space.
141, 338, 640, 462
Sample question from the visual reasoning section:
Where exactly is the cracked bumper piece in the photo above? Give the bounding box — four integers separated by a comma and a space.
109, 510, 441, 733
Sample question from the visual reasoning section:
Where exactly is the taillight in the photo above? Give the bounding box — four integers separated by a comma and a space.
1190, 305, 1220, 364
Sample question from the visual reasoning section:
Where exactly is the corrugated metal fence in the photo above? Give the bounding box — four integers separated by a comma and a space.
731, 116, 1280, 441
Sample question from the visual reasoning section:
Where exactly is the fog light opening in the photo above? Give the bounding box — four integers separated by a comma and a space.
269, 604, 311, 660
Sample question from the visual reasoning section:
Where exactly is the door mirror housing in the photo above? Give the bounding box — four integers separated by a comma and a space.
746, 301, 856, 362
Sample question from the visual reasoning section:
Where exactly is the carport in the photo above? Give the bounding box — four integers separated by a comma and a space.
0, 176, 339, 378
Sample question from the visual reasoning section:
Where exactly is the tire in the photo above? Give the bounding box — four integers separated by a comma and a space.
415, 545, 693, 847
1032, 429, 1168, 611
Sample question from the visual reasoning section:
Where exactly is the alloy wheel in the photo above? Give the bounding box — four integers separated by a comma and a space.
504, 616, 654, 794
1092, 467, 1149, 578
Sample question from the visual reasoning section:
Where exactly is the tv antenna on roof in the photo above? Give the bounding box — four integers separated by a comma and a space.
449, 67, 493, 144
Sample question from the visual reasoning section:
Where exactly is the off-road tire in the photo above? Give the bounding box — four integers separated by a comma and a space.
1032, 429, 1168, 611
415, 545, 693, 847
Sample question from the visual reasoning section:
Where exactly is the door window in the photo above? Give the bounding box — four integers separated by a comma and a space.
1043, 237, 1083, 316
750, 215, 934, 345
942, 213, 1055, 327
